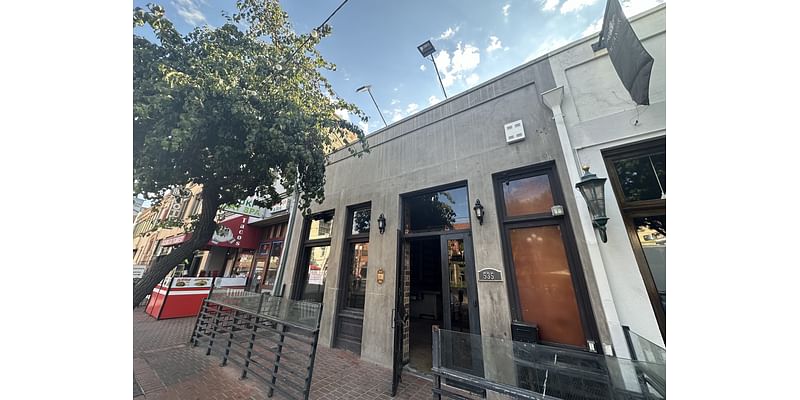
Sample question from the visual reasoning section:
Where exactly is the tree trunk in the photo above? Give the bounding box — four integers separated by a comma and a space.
133, 185, 220, 308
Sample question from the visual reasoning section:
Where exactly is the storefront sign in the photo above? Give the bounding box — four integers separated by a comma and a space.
162, 234, 188, 246
223, 196, 269, 218
133, 265, 146, 279
209, 214, 262, 249
478, 268, 502, 282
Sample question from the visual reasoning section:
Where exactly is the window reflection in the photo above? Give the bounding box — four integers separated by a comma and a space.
299, 245, 330, 302
634, 215, 666, 313
345, 243, 369, 309
613, 153, 666, 202
404, 186, 470, 233
351, 209, 371, 235
503, 175, 554, 217
308, 215, 334, 240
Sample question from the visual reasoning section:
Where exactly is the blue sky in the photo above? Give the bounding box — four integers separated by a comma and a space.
134, 0, 665, 134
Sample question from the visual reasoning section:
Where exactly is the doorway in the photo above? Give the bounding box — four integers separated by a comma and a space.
406, 233, 480, 374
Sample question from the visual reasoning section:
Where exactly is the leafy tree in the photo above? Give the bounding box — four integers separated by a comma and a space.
133, 0, 368, 307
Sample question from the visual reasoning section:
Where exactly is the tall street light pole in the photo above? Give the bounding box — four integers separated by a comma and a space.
356, 85, 387, 127
417, 40, 448, 99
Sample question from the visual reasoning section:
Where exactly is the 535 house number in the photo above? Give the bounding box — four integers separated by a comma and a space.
478, 268, 502, 282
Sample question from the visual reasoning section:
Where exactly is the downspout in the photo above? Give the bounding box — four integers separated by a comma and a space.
541, 86, 631, 359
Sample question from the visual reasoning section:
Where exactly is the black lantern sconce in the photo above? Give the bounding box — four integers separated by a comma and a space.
377, 213, 386, 234
575, 166, 609, 243
473, 199, 485, 225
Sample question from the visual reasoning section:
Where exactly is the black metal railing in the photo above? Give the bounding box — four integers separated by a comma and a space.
190, 292, 323, 400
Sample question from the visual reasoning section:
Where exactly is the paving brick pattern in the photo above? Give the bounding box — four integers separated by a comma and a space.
133, 308, 434, 399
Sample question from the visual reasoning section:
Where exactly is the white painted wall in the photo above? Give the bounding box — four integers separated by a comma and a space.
546, 4, 666, 347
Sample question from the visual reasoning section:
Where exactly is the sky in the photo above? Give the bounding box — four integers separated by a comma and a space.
133, 0, 666, 135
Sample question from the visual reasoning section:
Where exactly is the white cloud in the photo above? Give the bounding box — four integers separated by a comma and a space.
390, 99, 400, 105
173, 0, 208, 26
524, 36, 572, 62
466, 73, 480, 87
358, 121, 369, 135
582, 18, 603, 37
560, 0, 598, 14
502, 4, 511, 17
621, 0, 665, 17
406, 103, 420, 114
428, 95, 441, 105
486, 36, 503, 53
541, 0, 561, 12
438, 27, 459, 40
391, 109, 404, 122
420, 64, 427, 71
334, 109, 350, 121
433, 42, 481, 88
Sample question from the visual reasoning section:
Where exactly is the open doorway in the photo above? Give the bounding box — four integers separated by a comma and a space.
407, 237, 442, 373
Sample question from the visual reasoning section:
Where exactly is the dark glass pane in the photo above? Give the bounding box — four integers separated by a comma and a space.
447, 239, 470, 332
351, 209, 371, 235
404, 186, 470, 233
613, 153, 665, 202
299, 245, 330, 302
509, 226, 586, 347
308, 214, 334, 240
633, 215, 666, 313
503, 175, 554, 217
344, 243, 369, 309
249, 256, 267, 291
263, 242, 283, 292
231, 251, 254, 278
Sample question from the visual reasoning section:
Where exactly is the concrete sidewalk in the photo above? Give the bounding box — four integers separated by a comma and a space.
133, 308, 433, 399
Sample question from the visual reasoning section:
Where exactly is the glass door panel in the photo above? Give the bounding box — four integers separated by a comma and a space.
446, 239, 470, 332
299, 245, 330, 302
509, 225, 586, 347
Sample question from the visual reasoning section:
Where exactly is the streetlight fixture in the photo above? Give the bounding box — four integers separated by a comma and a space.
356, 85, 387, 127
417, 40, 448, 99
575, 166, 609, 243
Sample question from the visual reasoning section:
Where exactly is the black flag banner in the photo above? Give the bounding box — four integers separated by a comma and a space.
592, 0, 654, 105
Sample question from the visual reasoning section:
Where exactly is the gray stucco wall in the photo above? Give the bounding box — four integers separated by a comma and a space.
280, 57, 609, 368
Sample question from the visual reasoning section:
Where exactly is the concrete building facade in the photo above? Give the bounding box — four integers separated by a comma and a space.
277, 4, 666, 377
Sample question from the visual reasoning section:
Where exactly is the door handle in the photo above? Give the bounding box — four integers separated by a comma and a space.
391, 308, 395, 328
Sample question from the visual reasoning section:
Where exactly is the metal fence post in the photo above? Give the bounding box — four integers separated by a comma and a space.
207, 303, 222, 356
432, 325, 441, 400
222, 309, 237, 366
190, 300, 207, 347
241, 314, 259, 380
268, 323, 287, 398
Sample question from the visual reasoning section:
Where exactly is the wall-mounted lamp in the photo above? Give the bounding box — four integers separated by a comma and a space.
575, 166, 609, 243
377, 213, 386, 234
473, 199, 485, 225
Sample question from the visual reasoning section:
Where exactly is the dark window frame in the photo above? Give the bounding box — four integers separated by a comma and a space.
291, 210, 335, 301
603, 136, 666, 342
337, 203, 372, 314
493, 161, 600, 352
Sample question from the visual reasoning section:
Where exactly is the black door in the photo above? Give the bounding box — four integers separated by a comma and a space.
391, 230, 406, 396
439, 233, 484, 378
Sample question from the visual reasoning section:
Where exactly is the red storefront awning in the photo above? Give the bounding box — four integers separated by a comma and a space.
161, 214, 262, 249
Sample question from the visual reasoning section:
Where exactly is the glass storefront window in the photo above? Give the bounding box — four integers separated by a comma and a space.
612, 153, 666, 202
263, 242, 283, 292
308, 215, 334, 240
502, 174, 554, 217
634, 215, 666, 312
509, 225, 587, 347
231, 251, 254, 278
404, 186, 470, 233
344, 243, 369, 309
299, 245, 330, 302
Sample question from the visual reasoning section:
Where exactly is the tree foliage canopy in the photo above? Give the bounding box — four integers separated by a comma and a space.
133, 0, 369, 210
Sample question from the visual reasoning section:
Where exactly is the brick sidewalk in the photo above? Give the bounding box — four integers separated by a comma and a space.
133, 308, 433, 399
